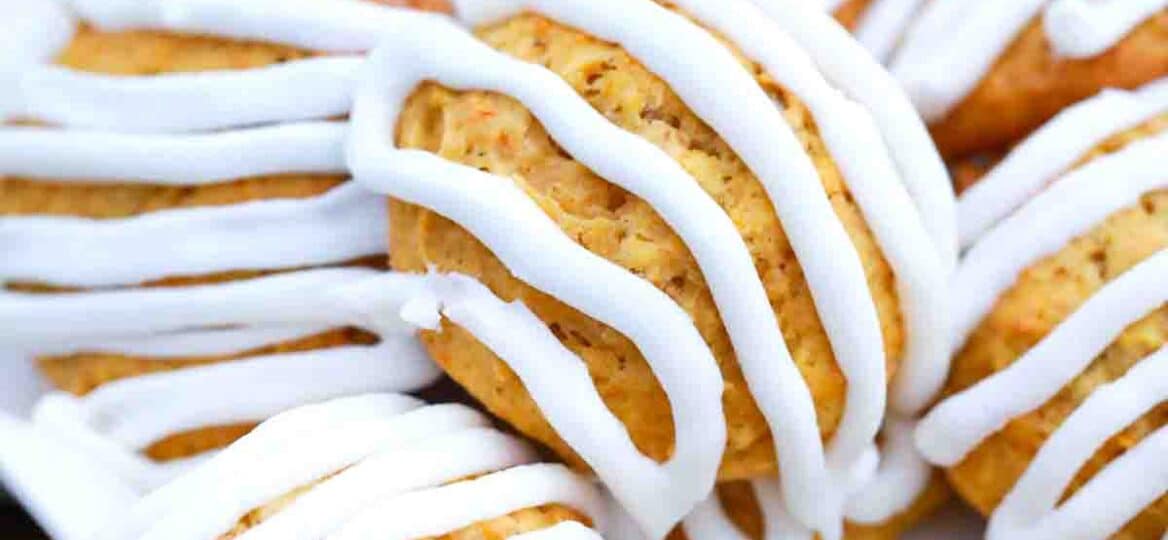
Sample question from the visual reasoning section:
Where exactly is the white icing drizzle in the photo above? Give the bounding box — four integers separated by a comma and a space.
331, 464, 603, 540
342, 0, 955, 535
0, 410, 139, 540
450, 2, 895, 536
1044, 0, 1168, 58
747, 0, 958, 268
923, 86, 1167, 537
959, 78, 1168, 249
510, 522, 606, 540
31, 393, 210, 492
893, 0, 1167, 121
820, 0, 849, 13
2, 268, 445, 487
681, 497, 750, 540
0, 122, 346, 183
59, 337, 435, 450
2, 0, 458, 508
844, 416, 933, 524
664, 0, 950, 529
101, 394, 604, 540
920, 250, 1168, 465
349, 18, 726, 536
7, 58, 361, 132
852, 0, 929, 62
0, 268, 429, 346
986, 347, 1167, 540
953, 131, 1168, 345
1, 183, 387, 288
37, 324, 337, 359
66, 0, 450, 53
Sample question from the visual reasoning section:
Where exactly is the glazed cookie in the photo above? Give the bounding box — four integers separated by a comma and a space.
891, 0, 1168, 158
919, 80, 1167, 539
0, 0, 448, 491
95, 394, 605, 540
345, 0, 955, 537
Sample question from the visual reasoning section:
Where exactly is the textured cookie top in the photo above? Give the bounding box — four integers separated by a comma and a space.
346, 1, 953, 537
919, 79, 1167, 540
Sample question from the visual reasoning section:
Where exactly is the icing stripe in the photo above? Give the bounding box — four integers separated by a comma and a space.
95, 394, 426, 539
959, 78, 1168, 249
893, 0, 1167, 121
892, 0, 1043, 121
349, 18, 726, 538
0, 268, 428, 345
455, 4, 887, 534
66, 0, 451, 53
509, 522, 604, 540
682, 497, 750, 540
1, 183, 387, 288
7, 58, 360, 132
330, 464, 605, 540
434, 276, 721, 540
0, 0, 74, 71
0, 411, 138, 540
1044, 0, 1168, 58
32, 394, 208, 492
748, 0, 958, 267
237, 428, 537, 540
844, 415, 933, 524
77, 337, 439, 449
123, 402, 491, 540
987, 347, 1168, 540
0, 122, 346, 183
36, 324, 338, 359
919, 249, 1168, 466
953, 132, 1168, 346
853, 0, 929, 62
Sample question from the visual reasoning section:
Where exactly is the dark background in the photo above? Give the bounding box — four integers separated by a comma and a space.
2, 504, 45, 539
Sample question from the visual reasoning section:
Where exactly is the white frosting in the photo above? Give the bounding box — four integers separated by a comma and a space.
920, 249, 1168, 465
347, 1, 956, 537
0, 411, 138, 540
101, 394, 604, 540
0, 122, 346, 183
893, 0, 1167, 121
0, 268, 431, 345
681, 497, 750, 540
1, 1, 456, 511
1, 182, 387, 287
852, 0, 929, 62
511, 522, 606, 540
953, 131, 1168, 345
959, 78, 1168, 249
66, 0, 450, 53
741, 0, 959, 268
7, 58, 361, 132
924, 93, 1168, 540
37, 324, 338, 359
1044, 0, 1168, 58
986, 347, 1167, 540
349, 18, 726, 536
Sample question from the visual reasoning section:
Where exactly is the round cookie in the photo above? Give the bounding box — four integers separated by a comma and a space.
97, 394, 604, 540
347, 0, 954, 537
919, 83, 1168, 539
891, 2, 1168, 158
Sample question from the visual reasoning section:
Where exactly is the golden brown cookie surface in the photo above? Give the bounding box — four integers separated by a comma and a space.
946, 121, 1168, 539
390, 11, 905, 480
